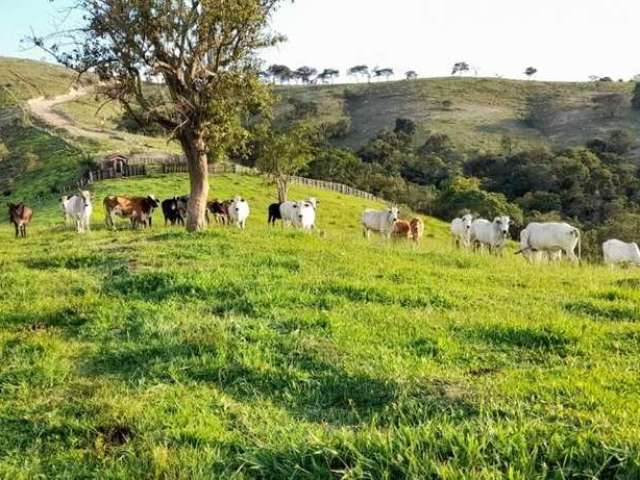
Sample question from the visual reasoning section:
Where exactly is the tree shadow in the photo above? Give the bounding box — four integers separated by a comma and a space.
82, 332, 477, 427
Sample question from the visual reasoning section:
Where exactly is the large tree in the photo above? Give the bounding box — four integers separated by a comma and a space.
35, 0, 286, 231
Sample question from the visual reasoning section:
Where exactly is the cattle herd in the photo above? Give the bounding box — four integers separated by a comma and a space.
5, 194, 640, 266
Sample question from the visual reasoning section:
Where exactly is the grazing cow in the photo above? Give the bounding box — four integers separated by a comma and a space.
602, 239, 640, 266
228, 196, 250, 229
104, 195, 159, 229
7, 203, 33, 238
519, 229, 564, 263
451, 213, 474, 248
470, 216, 511, 254
61, 190, 93, 233
162, 196, 189, 226
268, 202, 282, 225
410, 218, 424, 244
362, 207, 399, 239
392, 220, 411, 239
516, 222, 581, 263
206, 199, 231, 225
279, 198, 319, 228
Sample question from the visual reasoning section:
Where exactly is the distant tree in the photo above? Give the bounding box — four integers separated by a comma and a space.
347, 65, 370, 82
592, 93, 626, 118
598, 76, 613, 82
632, 83, 640, 111
588, 75, 600, 83
373, 68, 394, 81
255, 123, 314, 202
524, 67, 538, 79
268, 65, 293, 84
451, 62, 470, 76
394, 118, 417, 137
293, 66, 318, 84
441, 99, 453, 111
317, 68, 339, 83
405, 70, 418, 80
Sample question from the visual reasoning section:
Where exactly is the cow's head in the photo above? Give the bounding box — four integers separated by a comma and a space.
307, 197, 318, 210
79, 190, 92, 208
493, 216, 511, 237
388, 207, 399, 223
146, 196, 159, 211
297, 201, 314, 221
462, 213, 474, 230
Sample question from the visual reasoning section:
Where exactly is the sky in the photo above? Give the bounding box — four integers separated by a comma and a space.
2, 0, 639, 82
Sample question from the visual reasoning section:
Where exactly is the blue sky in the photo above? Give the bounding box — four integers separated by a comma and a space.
3, 0, 639, 82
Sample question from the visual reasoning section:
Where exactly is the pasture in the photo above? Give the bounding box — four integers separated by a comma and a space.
2, 173, 640, 478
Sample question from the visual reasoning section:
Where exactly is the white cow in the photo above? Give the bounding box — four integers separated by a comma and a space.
280, 197, 318, 228
61, 190, 93, 233
602, 239, 640, 266
228, 196, 250, 229
517, 222, 581, 263
451, 213, 474, 248
470, 216, 511, 254
519, 228, 563, 263
362, 207, 399, 239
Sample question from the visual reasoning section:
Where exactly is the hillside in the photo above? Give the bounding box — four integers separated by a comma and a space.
275, 77, 638, 153
1, 172, 640, 477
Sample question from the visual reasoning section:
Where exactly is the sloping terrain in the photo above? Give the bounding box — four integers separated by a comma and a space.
1, 173, 640, 477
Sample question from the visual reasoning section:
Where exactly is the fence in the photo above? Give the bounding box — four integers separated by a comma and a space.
56, 155, 383, 204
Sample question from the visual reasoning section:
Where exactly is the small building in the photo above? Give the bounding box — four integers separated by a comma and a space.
100, 153, 128, 175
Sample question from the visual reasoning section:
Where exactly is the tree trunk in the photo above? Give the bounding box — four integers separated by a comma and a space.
182, 130, 209, 232
276, 175, 289, 203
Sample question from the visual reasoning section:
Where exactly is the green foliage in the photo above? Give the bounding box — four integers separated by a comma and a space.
254, 122, 315, 201
522, 91, 562, 130
0, 141, 9, 161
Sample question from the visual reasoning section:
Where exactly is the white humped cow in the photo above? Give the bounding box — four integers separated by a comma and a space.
280, 197, 318, 229
470, 216, 511, 254
61, 190, 93, 233
602, 239, 640, 266
362, 207, 399, 239
451, 213, 474, 248
517, 222, 581, 263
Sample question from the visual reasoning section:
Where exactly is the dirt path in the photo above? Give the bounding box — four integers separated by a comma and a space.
26, 86, 113, 140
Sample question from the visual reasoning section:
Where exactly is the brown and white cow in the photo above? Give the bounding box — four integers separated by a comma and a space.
7, 203, 33, 238
103, 195, 159, 229
392, 220, 411, 239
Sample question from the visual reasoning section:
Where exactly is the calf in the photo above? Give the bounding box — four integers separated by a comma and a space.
410, 218, 424, 244
392, 220, 411, 239
7, 203, 33, 238
162, 195, 189, 226
206, 199, 231, 225
228, 196, 250, 229
268, 202, 282, 225
104, 195, 159, 229
362, 207, 399, 239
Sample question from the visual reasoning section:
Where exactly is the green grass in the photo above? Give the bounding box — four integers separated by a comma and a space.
0, 57, 77, 106
1, 173, 640, 478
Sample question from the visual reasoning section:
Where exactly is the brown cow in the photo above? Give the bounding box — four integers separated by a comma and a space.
392, 220, 411, 239
410, 218, 425, 244
104, 195, 159, 229
206, 199, 231, 225
7, 203, 33, 238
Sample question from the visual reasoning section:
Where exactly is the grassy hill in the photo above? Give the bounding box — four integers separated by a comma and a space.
275, 77, 637, 153
1, 172, 640, 477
